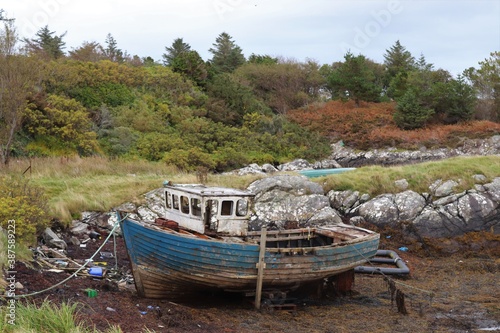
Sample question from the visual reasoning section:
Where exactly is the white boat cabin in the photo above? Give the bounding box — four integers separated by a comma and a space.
163, 181, 255, 236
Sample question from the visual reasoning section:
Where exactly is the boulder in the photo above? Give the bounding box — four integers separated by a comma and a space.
395, 190, 426, 221
248, 175, 324, 198
70, 220, 90, 236
248, 175, 342, 230
357, 194, 399, 228
394, 179, 409, 191
327, 190, 363, 214
144, 188, 167, 217
42, 228, 67, 249
261, 163, 278, 173
277, 159, 313, 171
232, 164, 266, 176
430, 179, 459, 197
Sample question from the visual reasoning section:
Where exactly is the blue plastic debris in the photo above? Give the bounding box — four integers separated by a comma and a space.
89, 267, 103, 277
398, 247, 408, 252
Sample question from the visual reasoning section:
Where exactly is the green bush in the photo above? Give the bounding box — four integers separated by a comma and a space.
163, 147, 216, 172
393, 89, 434, 130
0, 177, 50, 244
69, 82, 135, 108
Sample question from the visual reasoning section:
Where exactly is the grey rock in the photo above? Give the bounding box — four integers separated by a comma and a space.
233, 164, 266, 176
349, 216, 366, 226
261, 163, 278, 173
433, 193, 466, 206
314, 159, 342, 169
328, 135, 500, 167
69, 236, 80, 246
277, 159, 313, 171
394, 179, 409, 191
248, 175, 324, 198
484, 177, 500, 202
432, 180, 459, 197
70, 220, 89, 236
115, 202, 137, 213
395, 190, 426, 221
472, 174, 487, 183
457, 193, 497, 227
144, 188, 167, 216
357, 194, 398, 228
327, 190, 365, 216
137, 206, 159, 222
359, 193, 371, 203
42, 228, 67, 249
249, 175, 341, 229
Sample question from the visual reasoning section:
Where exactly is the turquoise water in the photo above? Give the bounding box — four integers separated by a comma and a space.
299, 168, 356, 178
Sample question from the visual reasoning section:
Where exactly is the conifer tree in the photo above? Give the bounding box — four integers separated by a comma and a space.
208, 32, 245, 73
163, 38, 191, 66
24, 25, 66, 59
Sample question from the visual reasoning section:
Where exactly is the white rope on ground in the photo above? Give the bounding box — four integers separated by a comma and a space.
1, 213, 127, 300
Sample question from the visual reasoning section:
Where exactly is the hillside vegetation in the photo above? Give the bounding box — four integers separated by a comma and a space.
288, 100, 500, 150
0, 14, 499, 244
0, 14, 499, 170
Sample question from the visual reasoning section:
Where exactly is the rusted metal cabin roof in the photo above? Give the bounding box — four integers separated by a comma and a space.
163, 182, 254, 198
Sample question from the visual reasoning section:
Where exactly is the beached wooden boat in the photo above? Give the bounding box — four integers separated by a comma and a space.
118, 182, 380, 301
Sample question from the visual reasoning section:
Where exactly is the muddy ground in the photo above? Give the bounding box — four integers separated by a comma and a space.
10, 228, 500, 333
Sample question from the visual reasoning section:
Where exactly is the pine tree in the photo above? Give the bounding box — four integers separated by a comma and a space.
162, 38, 191, 66
208, 32, 245, 73
104, 33, 124, 63
393, 89, 434, 129
383, 40, 415, 87
24, 25, 66, 59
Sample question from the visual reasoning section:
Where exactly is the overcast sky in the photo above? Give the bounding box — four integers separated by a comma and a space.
3, 0, 500, 76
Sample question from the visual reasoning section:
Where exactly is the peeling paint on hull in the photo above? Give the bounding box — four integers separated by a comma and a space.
120, 216, 380, 299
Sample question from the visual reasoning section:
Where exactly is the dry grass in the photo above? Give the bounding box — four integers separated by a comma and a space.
320, 155, 500, 196
0, 157, 265, 223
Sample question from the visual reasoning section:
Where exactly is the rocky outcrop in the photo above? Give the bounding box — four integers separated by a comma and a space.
74, 176, 500, 242
328, 177, 500, 238
329, 135, 500, 167
247, 175, 342, 230
227, 135, 500, 175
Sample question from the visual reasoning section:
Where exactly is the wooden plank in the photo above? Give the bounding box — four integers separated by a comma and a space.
255, 227, 267, 309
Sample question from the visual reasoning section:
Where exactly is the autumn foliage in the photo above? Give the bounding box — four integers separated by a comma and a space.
287, 100, 500, 150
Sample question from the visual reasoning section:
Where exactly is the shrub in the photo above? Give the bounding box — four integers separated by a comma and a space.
0, 176, 50, 244
393, 89, 434, 130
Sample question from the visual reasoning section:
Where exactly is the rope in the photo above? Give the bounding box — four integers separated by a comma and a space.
2, 213, 127, 300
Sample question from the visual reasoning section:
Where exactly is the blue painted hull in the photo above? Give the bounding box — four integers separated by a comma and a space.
120, 216, 379, 299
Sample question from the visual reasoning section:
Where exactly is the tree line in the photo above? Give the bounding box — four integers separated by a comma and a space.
0, 10, 499, 170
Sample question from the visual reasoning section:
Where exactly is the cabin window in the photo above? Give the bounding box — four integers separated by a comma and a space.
172, 195, 179, 210
165, 191, 172, 209
180, 196, 189, 214
221, 200, 233, 216
191, 198, 201, 217
236, 199, 248, 216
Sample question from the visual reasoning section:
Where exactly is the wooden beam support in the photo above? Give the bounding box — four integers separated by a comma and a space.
255, 227, 267, 309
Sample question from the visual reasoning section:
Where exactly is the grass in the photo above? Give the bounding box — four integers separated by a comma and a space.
0, 300, 129, 333
1, 155, 499, 223
319, 155, 500, 196
0, 156, 264, 223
